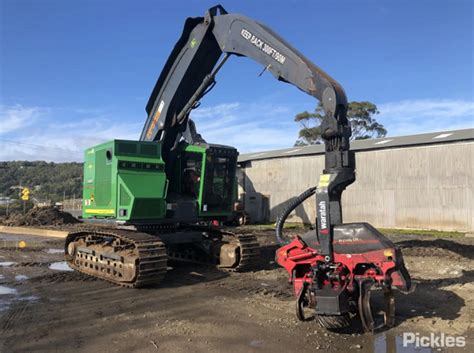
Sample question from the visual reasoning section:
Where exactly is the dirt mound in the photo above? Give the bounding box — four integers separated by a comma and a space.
2, 206, 80, 226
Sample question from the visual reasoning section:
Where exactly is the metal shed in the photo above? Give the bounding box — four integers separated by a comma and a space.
238, 128, 474, 232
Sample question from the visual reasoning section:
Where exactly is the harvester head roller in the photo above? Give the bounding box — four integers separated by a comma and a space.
316, 314, 351, 330
276, 223, 414, 333
383, 285, 396, 329
358, 278, 375, 332
296, 282, 309, 321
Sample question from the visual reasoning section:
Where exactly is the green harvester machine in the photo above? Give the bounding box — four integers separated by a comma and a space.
66, 136, 257, 288
64, 5, 414, 333
82, 140, 237, 222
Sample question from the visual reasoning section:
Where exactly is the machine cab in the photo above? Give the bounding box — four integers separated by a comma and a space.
168, 142, 238, 220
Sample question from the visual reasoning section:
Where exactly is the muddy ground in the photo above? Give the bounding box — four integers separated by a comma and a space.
0, 207, 80, 227
0, 226, 472, 353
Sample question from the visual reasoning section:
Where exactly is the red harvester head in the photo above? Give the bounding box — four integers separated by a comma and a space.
276, 223, 413, 332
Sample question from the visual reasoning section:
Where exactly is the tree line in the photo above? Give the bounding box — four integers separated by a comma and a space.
0, 161, 83, 203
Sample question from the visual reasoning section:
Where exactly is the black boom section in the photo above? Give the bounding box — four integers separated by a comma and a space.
212, 15, 347, 119
140, 16, 222, 146
141, 5, 349, 154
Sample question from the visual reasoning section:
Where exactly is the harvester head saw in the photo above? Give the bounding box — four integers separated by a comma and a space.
277, 219, 414, 332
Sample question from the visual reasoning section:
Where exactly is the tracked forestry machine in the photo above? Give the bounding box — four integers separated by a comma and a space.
65, 5, 413, 331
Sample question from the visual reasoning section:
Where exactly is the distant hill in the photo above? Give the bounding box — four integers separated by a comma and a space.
0, 161, 83, 203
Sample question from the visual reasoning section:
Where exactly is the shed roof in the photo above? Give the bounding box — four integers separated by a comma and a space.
238, 128, 474, 163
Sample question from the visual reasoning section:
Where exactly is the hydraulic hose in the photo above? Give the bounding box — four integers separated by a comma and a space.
275, 186, 316, 245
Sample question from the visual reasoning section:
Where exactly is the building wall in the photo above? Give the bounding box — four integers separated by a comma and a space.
241, 142, 473, 232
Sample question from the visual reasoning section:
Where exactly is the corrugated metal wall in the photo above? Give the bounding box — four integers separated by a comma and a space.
241, 142, 473, 232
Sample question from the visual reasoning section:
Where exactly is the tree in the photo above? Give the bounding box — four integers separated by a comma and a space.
0, 161, 83, 203
294, 101, 387, 146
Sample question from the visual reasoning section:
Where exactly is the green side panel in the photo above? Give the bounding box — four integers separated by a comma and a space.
117, 173, 167, 220
82, 149, 95, 217
82, 141, 117, 218
133, 199, 166, 219
94, 148, 112, 205
82, 139, 166, 220
119, 184, 131, 206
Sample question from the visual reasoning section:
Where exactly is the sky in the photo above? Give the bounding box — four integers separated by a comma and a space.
0, 0, 473, 162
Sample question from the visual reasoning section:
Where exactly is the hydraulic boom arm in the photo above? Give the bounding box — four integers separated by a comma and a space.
140, 5, 356, 261
141, 5, 349, 151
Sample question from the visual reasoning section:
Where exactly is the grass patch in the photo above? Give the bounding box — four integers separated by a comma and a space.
379, 228, 466, 238
243, 222, 309, 231
242, 224, 466, 238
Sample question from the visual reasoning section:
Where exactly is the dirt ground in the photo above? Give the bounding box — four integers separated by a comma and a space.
0, 226, 472, 353
0, 207, 80, 227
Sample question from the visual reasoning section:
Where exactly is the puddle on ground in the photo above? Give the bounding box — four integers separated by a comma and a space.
15, 275, 29, 281
0, 290, 39, 312
45, 248, 64, 254
0, 285, 17, 295
19, 295, 39, 302
249, 340, 265, 348
372, 333, 434, 353
49, 261, 73, 272
49, 297, 66, 303
0, 274, 4, 280
0, 299, 10, 312
0, 261, 16, 267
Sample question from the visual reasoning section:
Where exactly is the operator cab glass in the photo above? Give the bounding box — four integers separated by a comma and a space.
172, 143, 238, 218
181, 152, 202, 199
202, 153, 236, 213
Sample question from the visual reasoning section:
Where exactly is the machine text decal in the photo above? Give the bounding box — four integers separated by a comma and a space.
318, 200, 328, 231
240, 28, 286, 64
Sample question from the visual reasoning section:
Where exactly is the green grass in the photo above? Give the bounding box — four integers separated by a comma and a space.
243, 223, 466, 238
242, 223, 466, 238
243, 222, 309, 231
379, 227, 466, 238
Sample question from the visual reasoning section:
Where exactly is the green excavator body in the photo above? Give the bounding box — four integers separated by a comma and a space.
82, 140, 237, 224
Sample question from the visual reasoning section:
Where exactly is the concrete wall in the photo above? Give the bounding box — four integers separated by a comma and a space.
241, 142, 474, 232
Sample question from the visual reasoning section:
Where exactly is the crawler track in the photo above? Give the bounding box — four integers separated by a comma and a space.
165, 229, 260, 271
65, 226, 261, 287
65, 228, 167, 288
223, 232, 260, 272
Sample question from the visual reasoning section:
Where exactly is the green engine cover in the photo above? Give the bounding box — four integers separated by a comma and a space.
82, 140, 168, 221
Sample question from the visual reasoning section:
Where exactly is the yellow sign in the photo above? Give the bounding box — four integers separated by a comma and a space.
18, 240, 27, 249
318, 174, 331, 188
21, 187, 30, 201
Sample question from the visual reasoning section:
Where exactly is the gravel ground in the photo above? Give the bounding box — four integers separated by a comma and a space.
0, 226, 472, 353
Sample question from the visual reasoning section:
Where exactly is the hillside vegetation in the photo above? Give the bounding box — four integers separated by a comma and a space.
0, 161, 83, 203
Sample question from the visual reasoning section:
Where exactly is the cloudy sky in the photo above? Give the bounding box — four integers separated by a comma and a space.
1, 0, 473, 162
